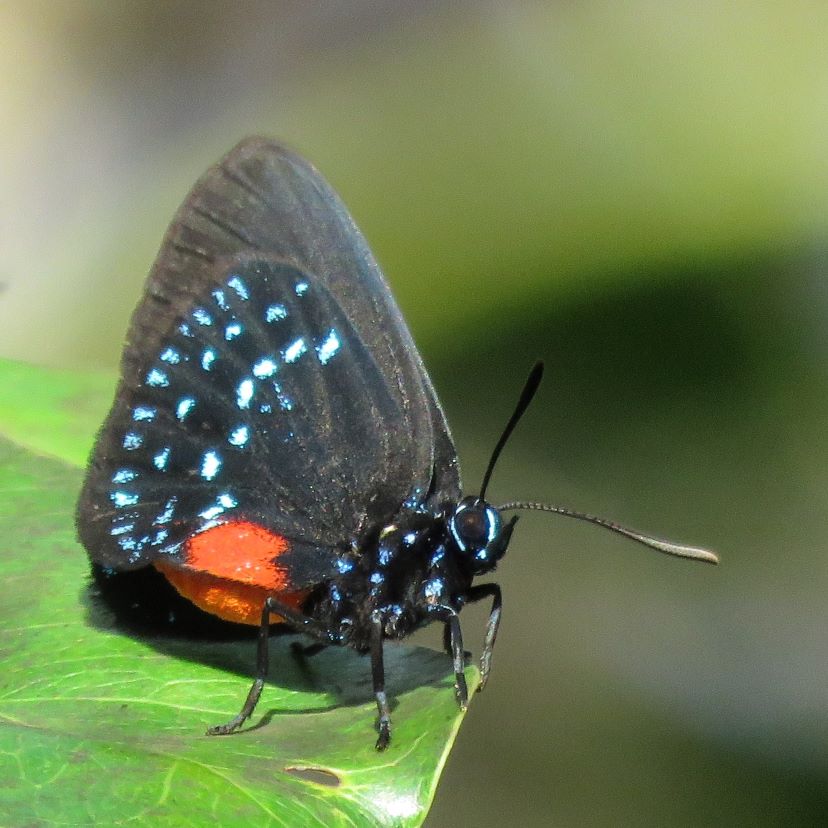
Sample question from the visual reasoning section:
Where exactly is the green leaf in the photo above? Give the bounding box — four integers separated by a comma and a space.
0, 360, 476, 827
0, 357, 115, 468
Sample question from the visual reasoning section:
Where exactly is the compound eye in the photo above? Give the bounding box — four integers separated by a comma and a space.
449, 500, 502, 553
456, 507, 488, 543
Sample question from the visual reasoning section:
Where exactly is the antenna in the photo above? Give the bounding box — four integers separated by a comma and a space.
479, 362, 544, 501
497, 501, 719, 564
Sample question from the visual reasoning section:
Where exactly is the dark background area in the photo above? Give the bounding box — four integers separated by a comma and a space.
2, 3, 827, 825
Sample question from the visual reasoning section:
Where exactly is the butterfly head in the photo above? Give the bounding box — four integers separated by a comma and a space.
447, 496, 517, 574
440, 360, 545, 576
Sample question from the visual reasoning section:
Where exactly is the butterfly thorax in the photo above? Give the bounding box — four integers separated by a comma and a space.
304, 506, 474, 652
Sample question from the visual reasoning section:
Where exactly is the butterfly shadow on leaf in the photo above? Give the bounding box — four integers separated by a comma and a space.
80, 572, 459, 722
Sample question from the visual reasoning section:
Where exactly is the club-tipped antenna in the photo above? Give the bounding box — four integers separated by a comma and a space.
479, 361, 545, 502
496, 501, 719, 564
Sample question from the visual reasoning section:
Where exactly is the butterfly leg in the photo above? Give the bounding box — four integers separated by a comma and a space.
432, 606, 469, 710
207, 596, 328, 736
370, 618, 392, 750
442, 621, 451, 657
291, 641, 328, 659
442, 623, 471, 662
444, 611, 469, 709
463, 583, 502, 692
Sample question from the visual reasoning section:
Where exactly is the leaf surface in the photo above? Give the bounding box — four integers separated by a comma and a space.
0, 360, 474, 827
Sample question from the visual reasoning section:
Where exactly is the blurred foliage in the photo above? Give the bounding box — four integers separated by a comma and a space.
1, 2, 827, 825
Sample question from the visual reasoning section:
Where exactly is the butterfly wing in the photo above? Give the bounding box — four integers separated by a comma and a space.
77, 139, 460, 586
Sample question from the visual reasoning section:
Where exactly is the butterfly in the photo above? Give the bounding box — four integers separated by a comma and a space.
76, 138, 717, 750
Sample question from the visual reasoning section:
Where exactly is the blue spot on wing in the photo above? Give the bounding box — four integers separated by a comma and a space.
176, 397, 195, 421
112, 469, 138, 484
159, 347, 181, 364
228, 425, 250, 446
236, 378, 254, 409
252, 357, 277, 378
146, 368, 169, 388
227, 275, 250, 299
200, 450, 222, 481
282, 337, 307, 363
211, 288, 229, 310
123, 432, 143, 450
224, 322, 243, 340
111, 491, 140, 508
265, 303, 287, 322
316, 329, 341, 364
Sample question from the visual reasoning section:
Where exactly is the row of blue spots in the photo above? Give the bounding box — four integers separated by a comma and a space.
178, 274, 285, 338
107, 493, 180, 561
238, 379, 288, 414
117, 528, 169, 558
280, 329, 342, 366
199, 491, 238, 522
156, 497, 177, 524
234, 375, 298, 414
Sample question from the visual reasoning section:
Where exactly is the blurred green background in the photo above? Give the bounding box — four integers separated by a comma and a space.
2, 2, 827, 825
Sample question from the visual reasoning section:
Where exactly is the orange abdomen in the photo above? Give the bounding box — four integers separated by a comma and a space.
154, 520, 308, 626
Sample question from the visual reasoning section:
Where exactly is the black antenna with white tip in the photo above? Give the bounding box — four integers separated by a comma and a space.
481, 362, 719, 565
